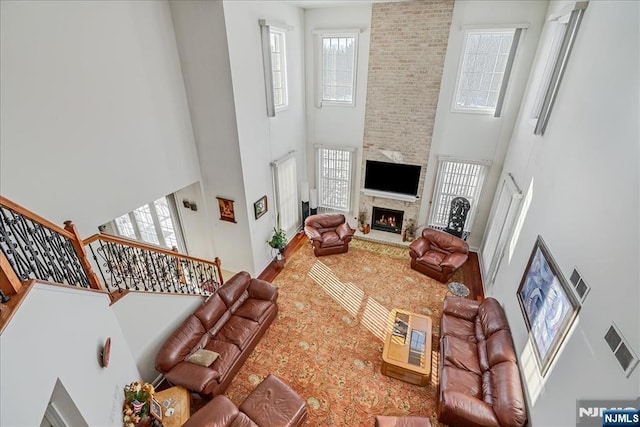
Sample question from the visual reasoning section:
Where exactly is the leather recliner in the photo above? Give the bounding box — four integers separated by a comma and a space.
304, 213, 355, 256
408, 228, 469, 283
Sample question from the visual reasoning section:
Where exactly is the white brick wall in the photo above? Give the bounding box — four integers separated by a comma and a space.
360, 0, 454, 232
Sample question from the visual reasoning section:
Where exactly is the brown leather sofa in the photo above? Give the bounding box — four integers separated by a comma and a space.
155, 272, 278, 398
438, 297, 527, 427
304, 213, 355, 256
409, 228, 469, 283
184, 374, 307, 427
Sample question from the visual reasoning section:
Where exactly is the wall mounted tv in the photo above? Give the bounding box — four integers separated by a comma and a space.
364, 160, 421, 196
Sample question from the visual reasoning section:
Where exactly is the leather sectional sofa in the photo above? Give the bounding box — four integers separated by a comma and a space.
155, 271, 278, 398
438, 297, 527, 427
409, 228, 469, 283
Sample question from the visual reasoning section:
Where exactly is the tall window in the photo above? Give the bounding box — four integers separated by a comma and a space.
317, 31, 358, 106
429, 159, 489, 232
317, 147, 354, 211
271, 153, 300, 237
453, 28, 523, 116
270, 28, 288, 110
113, 196, 184, 251
533, 2, 588, 135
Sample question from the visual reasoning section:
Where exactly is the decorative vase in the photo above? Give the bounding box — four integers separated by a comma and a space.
363, 224, 370, 234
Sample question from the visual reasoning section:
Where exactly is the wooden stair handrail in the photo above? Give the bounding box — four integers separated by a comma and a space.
0, 196, 75, 240
83, 233, 223, 285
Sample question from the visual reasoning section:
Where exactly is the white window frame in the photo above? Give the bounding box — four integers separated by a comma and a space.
314, 29, 360, 108
316, 145, 355, 212
112, 196, 186, 252
428, 157, 491, 233
270, 27, 288, 111
480, 173, 522, 287
260, 20, 292, 117
452, 25, 526, 117
533, 2, 588, 135
271, 152, 300, 238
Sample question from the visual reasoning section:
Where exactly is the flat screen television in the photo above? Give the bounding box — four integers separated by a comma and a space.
364, 160, 421, 196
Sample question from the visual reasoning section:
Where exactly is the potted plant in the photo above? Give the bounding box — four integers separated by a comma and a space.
267, 217, 287, 260
357, 210, 367, 232
403, 220, 417, 242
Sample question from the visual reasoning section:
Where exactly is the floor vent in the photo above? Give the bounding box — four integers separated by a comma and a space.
604, 323, 639, 378
569, 268, 590, 302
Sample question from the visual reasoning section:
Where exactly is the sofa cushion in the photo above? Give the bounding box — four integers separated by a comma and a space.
440, 366, 482, 399
442, 335, 481, 375
441, 314, 476, 342
195, 294, 228, 330
186, 349, 219, 367
235, 299, 276, 323
486, 329, 517, 367
217, 316, 260, 350
319, 231, 342, 247
206, 340, 241, 377
478, 298, 510, 337
420, 251, 446, 268
219, 272, 251, 308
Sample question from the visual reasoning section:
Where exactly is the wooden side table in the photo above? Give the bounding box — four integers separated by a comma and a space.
154, 386, 190, 427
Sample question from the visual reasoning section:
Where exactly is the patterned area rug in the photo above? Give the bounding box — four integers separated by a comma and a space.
224, 241, 464, 426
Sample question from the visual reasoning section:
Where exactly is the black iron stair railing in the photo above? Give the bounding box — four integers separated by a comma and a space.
84, 233, 223, 296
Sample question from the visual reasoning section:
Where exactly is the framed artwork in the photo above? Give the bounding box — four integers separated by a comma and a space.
517, 235, 580, 376
216, 197, 236, 223
150, 397, 162, 421
254, 195, 268, 220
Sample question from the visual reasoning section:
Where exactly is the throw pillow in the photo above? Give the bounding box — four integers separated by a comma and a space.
185, 349, 219, 367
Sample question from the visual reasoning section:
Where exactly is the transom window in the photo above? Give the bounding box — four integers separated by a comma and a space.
112, 196, 185, 251
429, 159, 489, 232
318, 32, 358, 106
270, 28, 288, 110
453, 28, 522, 116
317, 147, 354, 211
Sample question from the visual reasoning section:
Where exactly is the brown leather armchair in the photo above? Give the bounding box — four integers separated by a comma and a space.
409, 228, 469, 283
304, 213, 355, 256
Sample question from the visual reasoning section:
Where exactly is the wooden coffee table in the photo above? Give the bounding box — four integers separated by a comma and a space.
381, 308, 432, 386
154, 385, 190, 427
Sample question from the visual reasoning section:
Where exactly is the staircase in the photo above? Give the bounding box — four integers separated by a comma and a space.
0, 196, 223, 324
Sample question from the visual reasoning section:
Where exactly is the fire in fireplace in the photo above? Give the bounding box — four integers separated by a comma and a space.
371, 206, 404, 234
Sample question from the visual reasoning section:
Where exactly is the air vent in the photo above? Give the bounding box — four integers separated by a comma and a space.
569, 268, 590, 302
604, 323, 639, 377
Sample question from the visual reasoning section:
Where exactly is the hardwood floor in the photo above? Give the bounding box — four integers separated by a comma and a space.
258, 232, 485, 301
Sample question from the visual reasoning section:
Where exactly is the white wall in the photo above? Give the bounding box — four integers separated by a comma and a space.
169, 0, 254, 275
488, 2, 640, 425
222, 1, 307, 274
174, 181, 216, 260
422, 1, 548, 249
303, 5, 372, 217
0, 284, 140, 427
111, 291, 204, 382
0, 1, 201, 237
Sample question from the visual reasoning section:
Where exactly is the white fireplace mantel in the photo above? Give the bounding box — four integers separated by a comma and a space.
361, 188, 420, 203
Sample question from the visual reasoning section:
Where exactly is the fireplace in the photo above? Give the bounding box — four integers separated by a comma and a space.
371, 207, 404, 234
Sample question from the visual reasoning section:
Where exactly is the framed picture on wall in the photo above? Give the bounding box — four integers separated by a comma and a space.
516, 235, 580, 376
254, 195, 268, 220
216, 197, 236, 223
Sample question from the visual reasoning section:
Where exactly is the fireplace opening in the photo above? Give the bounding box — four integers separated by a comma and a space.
371, 207, 404, 234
